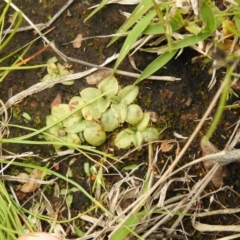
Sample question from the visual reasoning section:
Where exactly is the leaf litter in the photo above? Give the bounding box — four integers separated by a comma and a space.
18, 169, 43, 193
72, 34, 83, 49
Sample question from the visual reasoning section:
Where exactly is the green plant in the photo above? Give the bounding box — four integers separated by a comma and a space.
0, 0, 22, 53
41, 57, 73, 85
0, 1, 52, 83
44, 76, 159, 151
86, 0, 240, 84
0, 3, 53, 239
0, 180, 28, 240
0, 159, 114, 238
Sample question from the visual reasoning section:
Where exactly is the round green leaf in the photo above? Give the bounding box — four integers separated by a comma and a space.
84, 123, 106, 146
47, 62, 58, 75
141, 127, 159, 142
62, 80, 74, 86
82, 104, 101, 120
66, 133, 81, 147
125, 127, 136, 135
136, 112, 150, 131
69, 96, 85, 111
80, 88, 101, 102
65, 121, 86, 133
109, 95, 121, 104
41, 74, 53, 82
101, 109, 119, 132
126, 104, 143, 125
63, 115, 82, 128
60, 70, 69, 76
98, 75, 119, 97
44, 126, 66, 151
115, 130, 132, 149
46, 125, 62, 137
97, 96, 110, 113
84, 120, 99, 128
118, 85, 139, 105
51, 104, 70, 119
111, 102, 127, 123
45, 116, 63, 141
131, 131, 143, 148
46, 115, 61, 127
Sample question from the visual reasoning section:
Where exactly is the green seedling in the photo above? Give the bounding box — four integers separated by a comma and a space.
41, 57, 72, 85
44, 75, 159, 150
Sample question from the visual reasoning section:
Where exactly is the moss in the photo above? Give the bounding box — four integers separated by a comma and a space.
34, 115, 41, 124
12, 107, 22, 121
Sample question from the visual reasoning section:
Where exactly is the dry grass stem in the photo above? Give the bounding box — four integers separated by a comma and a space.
3, 0, 75, 33
0, 174, 56, 185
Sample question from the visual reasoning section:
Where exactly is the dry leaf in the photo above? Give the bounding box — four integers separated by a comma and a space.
51, 93, 61, 108
86, 69, 112, 85
149, 111, 158, 123
174, 132, 188, 139
200, 137, 228, 188
15, 190, 27, 200
53, 162, 60, 171
161, 142, 174, 152
202, 160, 227, 188
222, 20, 236, 37
72, 34, 83, 48
18, 169, 43, 193
17, 172, 29, 181
222, 39, 240, 51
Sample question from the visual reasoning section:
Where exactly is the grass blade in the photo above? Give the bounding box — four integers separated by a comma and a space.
135, 0, 218, 83
110, 214, 140, 240
143, 20, 182, 35
84, 0, 109, 22
108, 0, 153, 46
134, 49, 177, 84
0, 11, 22, 52
113, 10, 156, 72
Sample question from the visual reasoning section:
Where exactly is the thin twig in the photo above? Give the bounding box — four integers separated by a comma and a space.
0, 175, 56, 184
3, 0, 75, 33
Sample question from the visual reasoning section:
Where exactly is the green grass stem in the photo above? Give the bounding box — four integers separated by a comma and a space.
0, 10, 22, 52
205, 64, 235, 139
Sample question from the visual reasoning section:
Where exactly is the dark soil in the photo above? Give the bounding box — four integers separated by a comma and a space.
1, 1, 240, 239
